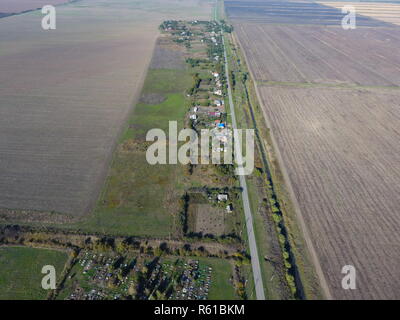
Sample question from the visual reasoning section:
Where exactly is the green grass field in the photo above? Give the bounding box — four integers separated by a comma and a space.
77, 68, 192, 236
162, 256, 237, 299
0, 246, 68, 300
197, 257, 237, 299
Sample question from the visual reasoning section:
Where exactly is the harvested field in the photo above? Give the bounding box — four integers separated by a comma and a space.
257, 85, 400, 299
229, 0, 400, 299
225, 0, 390, 26
0, 0, 71, 14
0, 0, 211, 218
320, 1, 400, 26
234, 23, 400, 86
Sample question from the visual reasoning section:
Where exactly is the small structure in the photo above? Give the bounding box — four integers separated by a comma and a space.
226, 204, 233, 213
217, 194, 228, 202
214, 99, 223, 107
208, 111, 221, 117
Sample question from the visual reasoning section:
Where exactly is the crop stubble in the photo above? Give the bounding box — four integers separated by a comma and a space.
234, 23, 400, 86
229, 0, 400, 299
257, 86, 400, 299
0, 0, 211, 218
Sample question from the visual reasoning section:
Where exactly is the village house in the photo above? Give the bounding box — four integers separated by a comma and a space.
208, 111, 221, 117
214, 99, 223, 107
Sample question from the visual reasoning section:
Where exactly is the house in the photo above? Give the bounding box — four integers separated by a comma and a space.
217, 194, 228, 202
212, 72, 219, 78
214, 99, 223, 107
208, 111, 221, 117
214, 89, 222, 96
190, 114, 197, 120
193, 106, 199, 113
226, 204, 233, 213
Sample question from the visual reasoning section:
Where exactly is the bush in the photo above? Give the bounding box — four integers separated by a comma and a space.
272, 213, 282, 223
278, 234, 286, 245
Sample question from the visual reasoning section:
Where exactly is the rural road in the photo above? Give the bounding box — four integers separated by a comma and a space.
222, 35, 266, 300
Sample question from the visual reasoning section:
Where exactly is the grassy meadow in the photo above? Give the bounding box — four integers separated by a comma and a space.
78, 68, 192, 237
198, 257, 237, 299
0, 246, 68, 300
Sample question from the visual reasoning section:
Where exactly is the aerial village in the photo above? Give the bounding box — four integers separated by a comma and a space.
43, 20, 246, 301
161, 19, 232, 159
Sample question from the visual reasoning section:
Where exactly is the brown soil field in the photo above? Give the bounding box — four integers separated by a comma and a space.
0, 0, 71, 13
229, 0, 400, 299
234, 23, 400, 86
256, 85, 400, 299
0, 0, 211, 217
225, 0, 391, 26
190, 204, 226, 236
320, 2, 400, 26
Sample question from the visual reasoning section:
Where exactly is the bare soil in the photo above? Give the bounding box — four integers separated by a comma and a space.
0, 0, 212, 217
257, 85, 400, 299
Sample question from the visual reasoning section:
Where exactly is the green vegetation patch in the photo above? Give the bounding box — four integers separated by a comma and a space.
80, 69, 191, 237
57, 251, 236, 300
197, 257, 236, 299
0, 246, 68, 300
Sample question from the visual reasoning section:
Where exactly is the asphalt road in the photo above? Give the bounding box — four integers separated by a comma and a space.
222, 35, 266, 300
